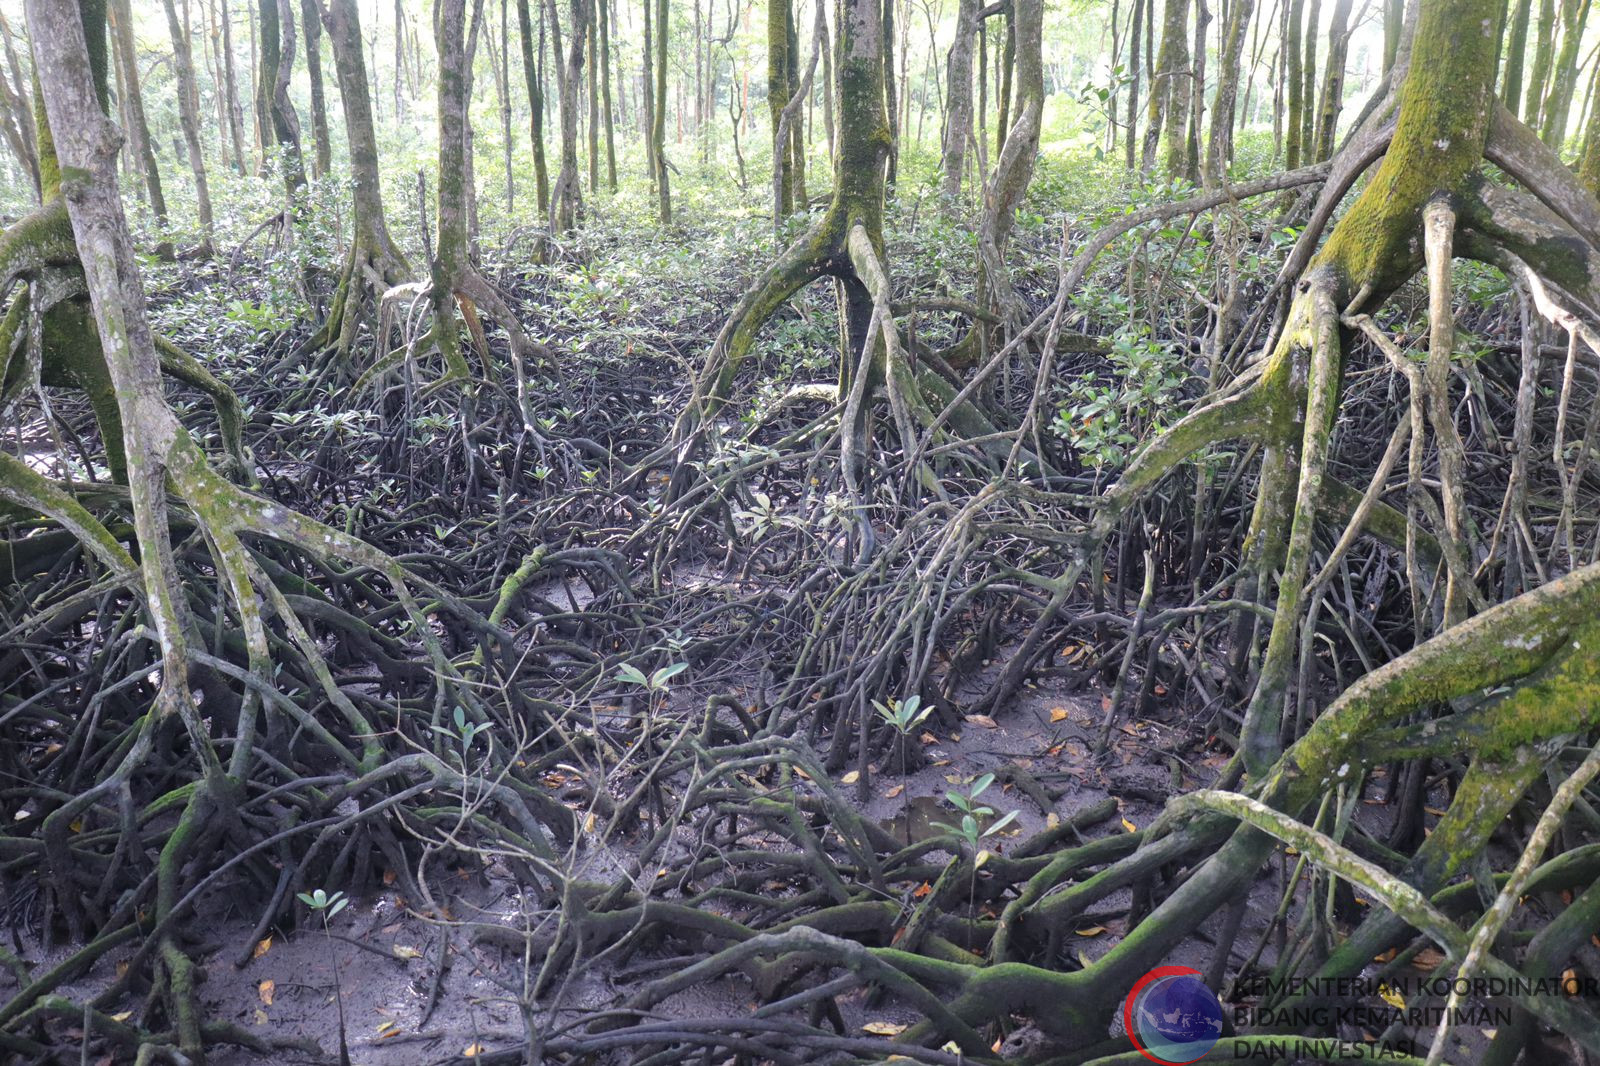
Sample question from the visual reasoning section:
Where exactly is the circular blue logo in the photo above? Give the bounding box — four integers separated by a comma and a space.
1123, 966, 1224, 1065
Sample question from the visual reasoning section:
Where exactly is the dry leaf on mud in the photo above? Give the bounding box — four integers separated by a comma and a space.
862, 1020, 907, 1036
257, 979, 275, 1006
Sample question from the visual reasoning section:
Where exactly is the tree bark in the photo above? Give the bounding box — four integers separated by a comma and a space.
218, 0, 248, 172
258, 0, 307, 197
599, 0, 616, 189
1282, 0, 1303, 166
161, 0, 216, 253
939, 0, 978, 201
547, 0, 586, 237
302, 0, 332, 177
767, 0, 795, 217
515, 0, 550, 215
653, 0, 670, 221
1537, 0, 1591, 149
1141, 0, 1190, 176
1525, 0, 1554, 127
1310, 0, 1352, 162
108, 0, 171, 253
1205, 0, 1251, 182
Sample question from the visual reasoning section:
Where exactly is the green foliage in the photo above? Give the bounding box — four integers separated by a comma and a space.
1054, 325, 1190, 470
616, 660, 688, 693
296, 886, 350, 919
932, 772, 1019, 851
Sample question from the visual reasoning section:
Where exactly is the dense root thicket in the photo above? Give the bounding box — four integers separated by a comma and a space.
8, 0, 1600, 1061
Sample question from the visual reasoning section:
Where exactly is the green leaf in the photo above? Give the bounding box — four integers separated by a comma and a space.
984, 810, 1020, 837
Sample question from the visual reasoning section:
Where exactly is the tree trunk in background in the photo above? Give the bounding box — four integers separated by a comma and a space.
1184, 0, 1206, 181
432, 0, 474, 371
587, 0, 598, 190
108, 0, 172, 253
515, 0, 550, 215
976, 0, 1040, 313
643, 0, 656, 182
1141, 0, 1188, 175
1501, 0, 1531, 117
654, 0, 670, 221
600, 0, 616, 189
259, 0, 307, 197
881, 0, 897, 185
1205, 0, 1250, 183
162, 0, 215, 252
1579, 55, 1600, 193
1538, 0, 1591, 149
939, 0, 977, 201
394, 0, 405, 116
996, 3, 1012, 158
1381, 0, 1400, 71
0, 12, 38, 196
1282, 0, 1302, 166
498, 0, 513, 210
302, 0, 332, 178
1297, 0, 1317, 158
792, 0, 809, 205
547, 0, 585, 236
1310, 0, 1351, 161
768, 0, 794, 217
219, 0, 248, 172
1123, 0, 1142, 169
324, 0, 399, 254
1525, 0, 1554, 127
306, 0, 412, 355
1162, 0, 1191, 178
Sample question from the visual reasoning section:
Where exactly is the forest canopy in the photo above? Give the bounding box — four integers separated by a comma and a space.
3, 0, 1600, 1063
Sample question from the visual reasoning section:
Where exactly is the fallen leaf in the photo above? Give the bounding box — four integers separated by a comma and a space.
463, 1043, 487, 1057
1378, 982, 1406, 1009
109, 1011, 133, 1023
885, 783, 905, 798
392, 944, 424, 960
253, 1009, 269, 1026
258, 979, 275, 1006
252, 936, 272, 959
912, 881, 933, 899
1050, 707, 1071, 723
1121, 817, 1137, 833
1564, 968, 1581, 996
841, 770, 861, 785
965, 714, 999, 729
1075, 926, 1107, 937
862, 1020, 907, 1036
1411, 948, 1446, 971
